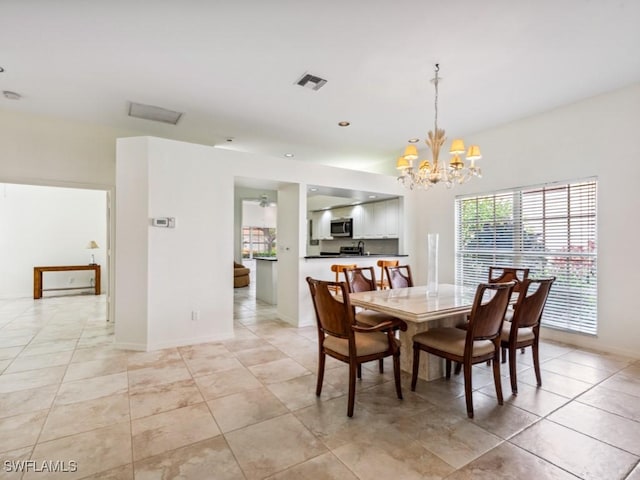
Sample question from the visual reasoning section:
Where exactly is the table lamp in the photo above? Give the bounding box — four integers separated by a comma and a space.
86, 240, 99, 265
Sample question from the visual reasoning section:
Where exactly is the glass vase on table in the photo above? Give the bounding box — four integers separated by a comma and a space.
426, 233, 439, 297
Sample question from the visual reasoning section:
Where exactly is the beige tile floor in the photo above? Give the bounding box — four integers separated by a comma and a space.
0, 288, 639, 479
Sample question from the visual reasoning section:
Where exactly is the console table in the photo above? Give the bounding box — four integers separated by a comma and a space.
33, 265, 101, 299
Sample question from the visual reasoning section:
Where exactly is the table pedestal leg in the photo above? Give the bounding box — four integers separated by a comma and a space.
398, 313, 468, 381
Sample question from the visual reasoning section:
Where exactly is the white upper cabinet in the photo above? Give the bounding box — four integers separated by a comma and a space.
331, 207, 350, 220
353, 199, 399, 239
311, 210, 333, 240
311, 198, 400, 241
384, 198, 400, 238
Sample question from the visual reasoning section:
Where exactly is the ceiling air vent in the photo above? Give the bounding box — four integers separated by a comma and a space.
128, 102, 183, 125
295, 73, 327, 91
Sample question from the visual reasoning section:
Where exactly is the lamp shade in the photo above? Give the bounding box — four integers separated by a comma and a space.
396, 156, 410, 170
466, 145, 482, 160
403, 145, 419, 161
86, 241, 100, 249
449, 139, 466, 155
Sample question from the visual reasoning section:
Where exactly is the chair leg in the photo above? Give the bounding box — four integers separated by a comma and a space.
493, 350, 504, 406
379, 358, 384, 373
509, 346, 518, 394
463, 361, 474, 418
454, 362, 462, 375
357, 364, 362, 379
411, 344, 420, 391
501, 346, 507, 364
393, 353, 403, 400
445, 359, 452, 379
348, 360, 357, 417
532, 340, 542, 387
316, 352, 326, 396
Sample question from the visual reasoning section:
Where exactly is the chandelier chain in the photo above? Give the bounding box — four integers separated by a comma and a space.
433, 64, 439, 134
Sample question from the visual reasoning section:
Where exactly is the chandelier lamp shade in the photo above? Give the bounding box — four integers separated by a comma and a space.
396, 64, 482, 189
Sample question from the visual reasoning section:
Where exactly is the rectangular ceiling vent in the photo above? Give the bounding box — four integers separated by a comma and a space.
295, 73, 327, 91
128, 102, 183, 125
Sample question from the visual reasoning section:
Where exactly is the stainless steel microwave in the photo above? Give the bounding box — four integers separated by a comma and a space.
330, 218, 353, 237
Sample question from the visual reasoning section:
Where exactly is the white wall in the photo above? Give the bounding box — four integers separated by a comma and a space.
115, 137, 407, 349
411, 83, 640, 358
242, 203, 277, 228
0, 183, 107, 298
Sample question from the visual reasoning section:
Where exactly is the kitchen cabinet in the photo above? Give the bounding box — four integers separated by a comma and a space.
353, 199, 399, 239
312, 198, 400, 240
351, 204, 367, 239
383, 198, 400, 238
311, 210, 333, 240
331, 207, 350, 220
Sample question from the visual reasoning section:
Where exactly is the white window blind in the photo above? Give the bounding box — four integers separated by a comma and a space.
455, 180, 597, 335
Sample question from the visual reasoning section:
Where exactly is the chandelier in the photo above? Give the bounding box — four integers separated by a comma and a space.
396, 64, 482, 189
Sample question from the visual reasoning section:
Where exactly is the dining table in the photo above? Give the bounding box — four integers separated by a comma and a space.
349, 283, 479, 380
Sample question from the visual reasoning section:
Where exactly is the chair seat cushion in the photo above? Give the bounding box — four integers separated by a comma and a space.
355, 310, 397, 327
500, 321, 534, 342
324, 332, 395, 357
413, 327, 495, 358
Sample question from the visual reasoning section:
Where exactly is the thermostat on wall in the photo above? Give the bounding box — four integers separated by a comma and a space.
151, 217, 175, 228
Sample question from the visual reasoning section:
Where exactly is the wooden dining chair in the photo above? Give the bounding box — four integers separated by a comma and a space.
306, 277, 403, 417
385, 265, 414, 289
343, 266, 407, 373
329, 264, 357, 294
376, 259, 399, 290
411, 281, 515, 418
488, 266, 530, 319
500, 277, 555, 394
456, 266, 530, 366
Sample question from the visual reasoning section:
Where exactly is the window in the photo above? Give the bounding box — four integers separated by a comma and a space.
242, 227, 277, 259
455, 179, 597, 335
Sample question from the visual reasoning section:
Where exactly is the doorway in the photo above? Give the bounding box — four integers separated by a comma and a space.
0, 183, 110, 303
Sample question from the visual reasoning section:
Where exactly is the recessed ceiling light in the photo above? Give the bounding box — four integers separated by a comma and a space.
226, 137, 234, 142
309, 187, 318, 192
408, 138, 420, 143
284, 153, 294, 158
368, 195, 377, 199
3, 91, 21, 100
338, 121, 350, 127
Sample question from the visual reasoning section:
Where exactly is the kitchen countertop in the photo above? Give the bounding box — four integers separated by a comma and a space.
304, 254, 408, 259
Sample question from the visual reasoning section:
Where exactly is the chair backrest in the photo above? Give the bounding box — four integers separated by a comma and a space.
488, 267, 530, 293
330, 263, 357, 281
306, 277, 354, 339
385, 265, 414, 289
467, 281, 515, 341
511, 277, 555, 330
343, 266, 377, 293
377, 259, 399, 288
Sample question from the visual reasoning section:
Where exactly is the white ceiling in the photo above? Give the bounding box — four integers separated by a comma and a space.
1, 0, 639, 176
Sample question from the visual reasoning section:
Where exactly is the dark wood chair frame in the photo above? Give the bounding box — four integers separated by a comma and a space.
411, 281, 515, 418
384, 264, 414, 289
500, 277, 555, 394
343, 266, 407, 374
307, 277, 403, 417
